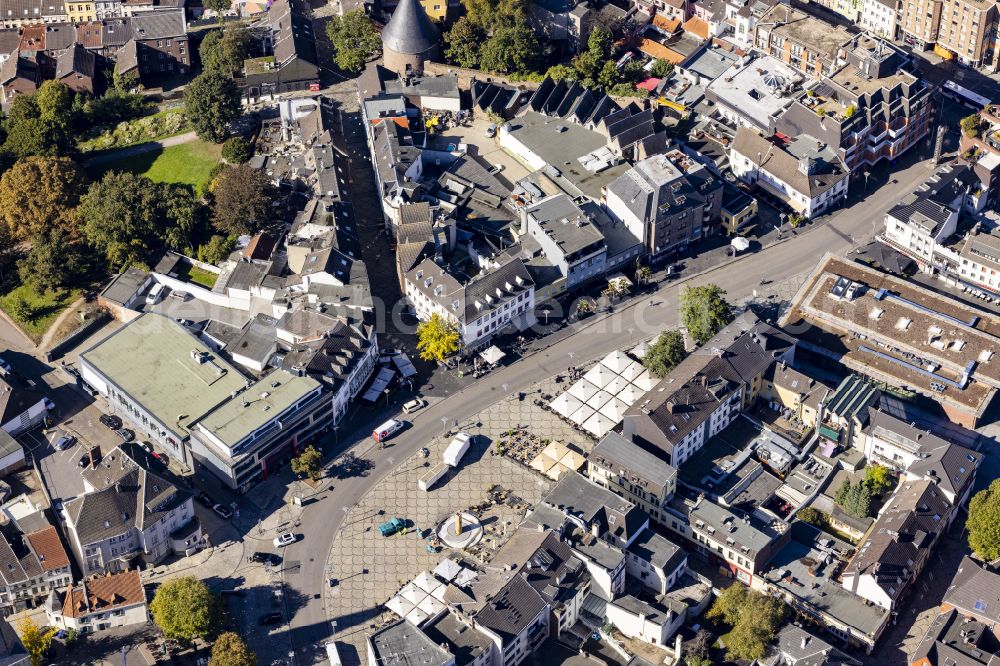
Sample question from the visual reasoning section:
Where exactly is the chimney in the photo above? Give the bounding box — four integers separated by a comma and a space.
675, 633, 683, 661
801, 635, 809, 649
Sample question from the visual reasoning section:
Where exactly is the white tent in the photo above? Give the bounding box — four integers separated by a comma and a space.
582, 412, 616, 438
618, 360, 643, 382
433, 559, 461, 582
568, 379, 600, 402
413, 570, 438, 591
549, 392, 583, 418
586, 389, 612, 410
385, 596, 415, 618
603, 375, 630, 396
731, 236, 750, 252
418, 595, 445, 616
600, 350, 635, 374
599, 396, 629, 422
584, 364, 617, 389
405, 607, 429, 626
569, 404, 596, 425
480, 346, 506, 365
632, 370, 656, 391
400, 583, 424, 605
617, 383, 645, 405
630, 338, 651, 359
454, 568, 478, 586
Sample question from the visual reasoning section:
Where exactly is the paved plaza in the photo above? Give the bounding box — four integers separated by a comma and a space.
323, 373, 599, 662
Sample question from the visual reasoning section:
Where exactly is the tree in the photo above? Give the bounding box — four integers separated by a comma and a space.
209, 632, 257, 666
198, 234, 236, 265
34, 81, 74, 126
445, 17, 484, 68
479, 24, 542, 75
18, 228, 89, 293
184, 70, 241, 143
78, 172, 171, 268
968, 478, 1000, 561
679, 284, 733, 346
651, 58, 673, 78
221, 136, 252, 164
597, 59, 620, 91
200, 26, 250, 76
291, 445, 323, 481
416, 313, 460, 362
706, 584, 785, 661
150, 576, 221, 641
643, 330, 687, 377
961, 114, 982, 138
834, 479, 872, 519
797, 506, 823, 526
545, 64, 576, 82
211, 165, 273, 235
17, 617, 55, 666
865, 463, 891, 495
203, 0, 233, 14
463, 0, 529, 31
0, 156, 88, 241
326, 10, 380, 74
113, 65, 140, 93
3, 88, 75, 159
161, 183, 205, 252
635, 265, 652, 284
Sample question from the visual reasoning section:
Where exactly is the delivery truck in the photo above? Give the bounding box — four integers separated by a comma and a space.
443, 432, 473, 467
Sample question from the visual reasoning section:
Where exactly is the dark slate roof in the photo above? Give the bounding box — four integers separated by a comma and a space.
543, 471, 645, 543
591, 430, 677, 493
381, 0, 438, 55
906, 441, 981, 500
280, 319, 373, 389
910, 610, 1000, 666
55, 43, 95, 80
115, 39, 138, 73
771, 624, 862, 666
471, 574, 547, 643
625, 528, 684, 572
944, 557, 1000, 626
130, 10, 186, 40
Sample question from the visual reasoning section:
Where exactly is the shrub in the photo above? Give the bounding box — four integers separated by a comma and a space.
80, 111, 188, 152
221, 136, 252, 164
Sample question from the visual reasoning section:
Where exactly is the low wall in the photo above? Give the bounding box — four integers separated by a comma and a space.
44, 311, 111, 362
151, 273, 247, 310
423, 62, 543, 92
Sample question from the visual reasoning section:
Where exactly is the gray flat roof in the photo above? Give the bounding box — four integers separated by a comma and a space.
81, 313, 247, 439
525, 194, 606, 257
369, 621, 452, 666
705, 55, 802, 132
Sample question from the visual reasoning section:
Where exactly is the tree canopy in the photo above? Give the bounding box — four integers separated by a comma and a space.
834, 478, 873, 519
17, 617, 55, 666
222, 136, 253, 164
211, 164, 274, 235
291, 445, 323, 480
78, 172, 196, 269
185, 70, 241, 143
479, 24, 542, 75
445, 17, 485, 69
203, 0, 233, 14
2, 85, 76, 160
706, 584, 786, 661
198, 234, 236, 265
0, 156, 88, 242
865, 463, 892, 495
200, 26, 251, 77
969, 478, 1000, 561
18, 228, 89, 294
326, 10, 381, 74
150, 576, 221, 641
679, 284, 733, 346
209, 632, 257, 666
643, 330, 687, 377
961, 114, 982, 138
416, 313, 460, 362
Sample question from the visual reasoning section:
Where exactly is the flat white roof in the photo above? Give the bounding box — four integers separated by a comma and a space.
707, 54, 803, 131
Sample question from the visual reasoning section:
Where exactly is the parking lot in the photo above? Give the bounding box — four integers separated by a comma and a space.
431, 116, 532, 190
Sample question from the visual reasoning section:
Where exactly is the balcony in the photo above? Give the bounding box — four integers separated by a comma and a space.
869, 122, 888, 144
888, 117, 908, 139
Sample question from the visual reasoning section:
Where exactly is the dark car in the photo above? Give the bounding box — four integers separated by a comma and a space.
117, 428, 135, 442
78, 455, 89, 468
195, 492, 213, 507
258, 612, 283, 626
99, 414, 122, 430
250, 552, 282, 566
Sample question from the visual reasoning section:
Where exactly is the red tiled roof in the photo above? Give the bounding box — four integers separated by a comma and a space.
61, 570, 144, 619
682, 16, 709, 40
18, 25, 45, 52
25, 526, 70, 572
75, 22, 104, 49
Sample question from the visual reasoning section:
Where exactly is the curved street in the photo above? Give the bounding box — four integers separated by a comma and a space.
277, 135, 942, 664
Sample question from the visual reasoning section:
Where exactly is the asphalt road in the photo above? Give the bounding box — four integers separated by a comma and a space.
279, 140, 945, 663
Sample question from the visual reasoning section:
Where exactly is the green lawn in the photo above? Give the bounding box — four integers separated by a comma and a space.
179, 263, 219, 288
89, 140, 222, 195
0, 284, 82, 342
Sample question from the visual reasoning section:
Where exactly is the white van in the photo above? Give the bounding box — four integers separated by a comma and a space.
373, 419, 404, 443
145, 283, 165, 305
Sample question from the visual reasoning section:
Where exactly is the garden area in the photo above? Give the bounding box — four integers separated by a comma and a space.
0, 284, 82, 342
176, 261, 220, 289
79, 108, 190, 152
87, 140, 223, 195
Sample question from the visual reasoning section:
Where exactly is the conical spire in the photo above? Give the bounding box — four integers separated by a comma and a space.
381, 0, 439, 56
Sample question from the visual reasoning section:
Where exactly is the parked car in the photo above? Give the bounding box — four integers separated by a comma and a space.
372, 419, 405, 444
169, 290, 189, 301
195, 492, 213, 508
54, 433, 75, 450
484, 123, 498, 138
117, 428, 135, 442
0, 357, 13, 376
212, 504, 233, 520
99, 414, 122, 430
250, 552, 282, 565
78, 455, 89, 468
273, 532, 297, 548
145, 283, 165, 305
258, 612, 283, 626
402, 398, 425, 414
488, 164, 503, 175
175, 318, 194, 328
378, 517, 405, 537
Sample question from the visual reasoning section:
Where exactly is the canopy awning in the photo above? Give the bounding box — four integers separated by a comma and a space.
480, 345, 506, 365
731, 236, 750, 252
549, 392, 584, 418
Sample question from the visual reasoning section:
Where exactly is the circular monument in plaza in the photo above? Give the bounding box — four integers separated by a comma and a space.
436, 512, 483, 550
